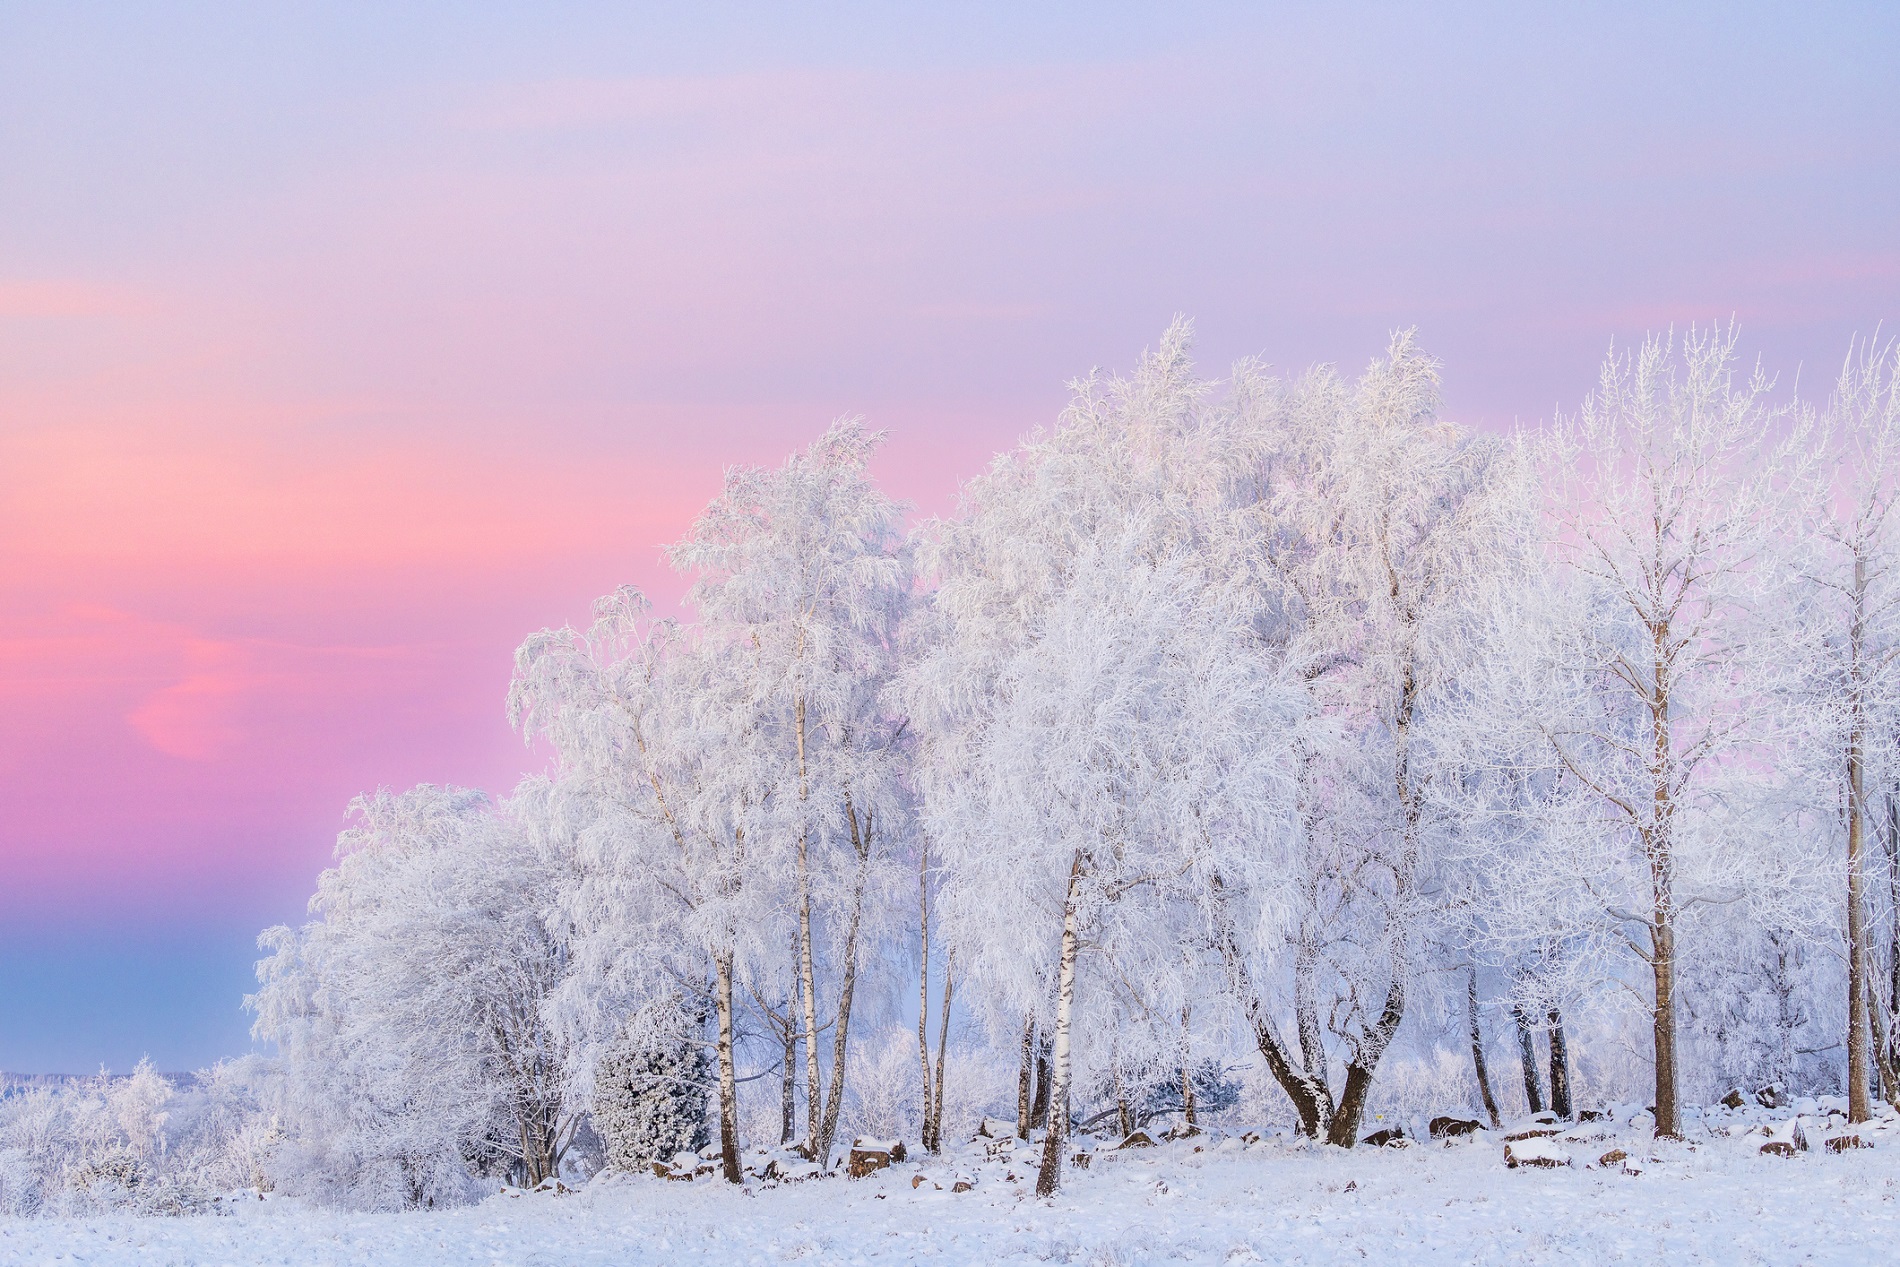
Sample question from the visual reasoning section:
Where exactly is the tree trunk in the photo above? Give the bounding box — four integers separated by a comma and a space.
1886, 793, 1900, 1103
1650, 917, 1681, 1139
1017, 1020, 1035, 1139
779, 1012, 798, 1145
1326, 973, 1403, 1148
795, 695, 821, 1150
1466, 966, 1501, 1128
917, 841, 934, 1148
714, 951, 742, 1183
1035, 853, 1082, 1197
930, 951, 952, 1151
1868, 982, 1900, 1106
1847, 650, 1872, 1121
813, 850, 869, 1168
1179, 1005, 1197, 1130
1212, 878, 1335, 1137
1031, 1037, 1051, 1129
1647, 621, 1683, 1141
1546, 1007, 1572, 1120
1514, 1003, 1545, 1115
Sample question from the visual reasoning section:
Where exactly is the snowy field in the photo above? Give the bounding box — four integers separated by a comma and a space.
7, 1105, 1900, 1267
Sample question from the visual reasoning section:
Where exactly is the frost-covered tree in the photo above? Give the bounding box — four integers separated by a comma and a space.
248, 784, 580, 1205
1216, 333, 1518, 1146
512, 591, 782, 1183
1511, 328, 1801, 1138
666, 420, 914, 1169
915, 329, 1307, 1193
1784, 335, 1900, 1118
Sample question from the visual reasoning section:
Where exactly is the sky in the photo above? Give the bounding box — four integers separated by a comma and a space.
1, 1, 1896, 1072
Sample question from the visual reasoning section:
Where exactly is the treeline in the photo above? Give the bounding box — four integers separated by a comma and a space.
164, 322, 1900, 1208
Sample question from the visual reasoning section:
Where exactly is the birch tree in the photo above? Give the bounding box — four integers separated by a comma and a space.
668, 420, 913, 1168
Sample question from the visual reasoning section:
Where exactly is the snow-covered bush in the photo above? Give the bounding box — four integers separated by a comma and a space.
593, 1026, 711, 1172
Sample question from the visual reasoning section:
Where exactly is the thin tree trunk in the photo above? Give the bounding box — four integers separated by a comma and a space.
795, 695, 821, 1151
814, 848, 869, 1168
1466, 966, 1501, 1128
1031, 1037, 1051, 1129
1886, 792, 1900, 1101
1869, 981, 1900, 1106
930, 950, 953, 1151
1017, 1020, 1035, 1139
714, 951, 742, 1183
1180, 1005, 1198, 1132
917, 839, 934, 1148
1514, 1003, 1545, 1115
1546, 1007, 1572, 1120
1036, 852, 1082, 1197
779, 1003, 798, 1145
1847, 572, 1873, 1123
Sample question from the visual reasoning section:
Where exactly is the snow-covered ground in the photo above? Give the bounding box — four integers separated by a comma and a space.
7, 1104, 1900, 1266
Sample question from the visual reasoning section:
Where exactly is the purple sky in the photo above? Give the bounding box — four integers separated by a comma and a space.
2, 2, 1895, 1071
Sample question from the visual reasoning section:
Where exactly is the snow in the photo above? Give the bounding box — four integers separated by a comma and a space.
10, 1114, 1900, 1266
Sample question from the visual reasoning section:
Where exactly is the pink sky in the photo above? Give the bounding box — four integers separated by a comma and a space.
2, 2, 1895, 1069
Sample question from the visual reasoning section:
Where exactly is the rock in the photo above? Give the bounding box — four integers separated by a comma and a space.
951, 1178, 974, 1193
910, 1173, 926, 1188
1756, 1084, 1788, 1109
1239, 1131, 1262, 1145
1116, 1130, 1158, 1149
1503, 1137, 1571, 1169
1761, 1141, 1797, 1158
1826, 1134, 1869, 1153
1597, 1148, 1628, 1168
1361, 1128, 1406, 1148
1577, 1109, 1607, 1122
1721, 1089, 1747, 1110
847, 1144, 898, 1179
1070, 1152, 1092, 1169
1503, 1126, 1561, 1143
649, 1160, 694, 1181
1429, 1117, 1482, 1139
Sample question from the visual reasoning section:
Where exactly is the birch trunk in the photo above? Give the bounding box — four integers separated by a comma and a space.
714, 950, 742, 1183
795, 694, 821, 1150
1017, 1020, 1035, 1139
1035, 853, 1082, 1197
930, 952, 952, 1151
917, 840, 934, 1148
1466, 967, 1501, 1128
813, 838, 870, 1168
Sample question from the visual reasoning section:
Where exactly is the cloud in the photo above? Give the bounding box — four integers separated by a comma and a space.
125, 636, 254, 761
